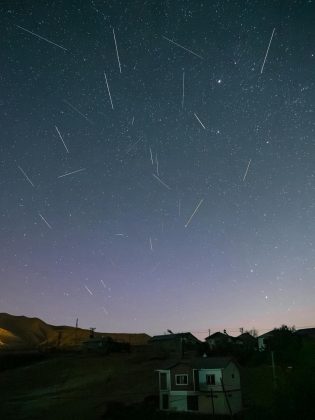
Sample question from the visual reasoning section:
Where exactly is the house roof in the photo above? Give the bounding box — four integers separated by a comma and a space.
149, 332, 200, 343
205, 331, 232, 340
257, 330, 275, 339
236, 332, 257, 341
295, 328, 315, 337
157, 357, 236, 371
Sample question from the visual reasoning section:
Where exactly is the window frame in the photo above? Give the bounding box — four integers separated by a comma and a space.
175, 374, 189, 385
206, 374, 216, 385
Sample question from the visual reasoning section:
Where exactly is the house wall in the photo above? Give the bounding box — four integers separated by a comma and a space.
159, 371, 171, 390
198, 368, 222, 391
199, 391, 242, 415
169, 392, 188, 411
258, 337, 266, 351
151, 339, 180, 353
170, 364, 194, 391
222, 362, 241, 390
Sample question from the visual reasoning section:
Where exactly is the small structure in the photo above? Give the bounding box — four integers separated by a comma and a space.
205, 331, 234, 350
257, 331, 275, 351
156, 357, 242, 415
234, 332, 257, 350
82, 336, 113, 353
149, 332, 201, 356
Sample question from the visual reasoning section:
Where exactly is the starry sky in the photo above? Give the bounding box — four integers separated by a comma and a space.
1, 0, 315, 338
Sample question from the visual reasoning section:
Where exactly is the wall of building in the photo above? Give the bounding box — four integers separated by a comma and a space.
199, 391, 242, 415
169, 392, 187, 411
222, 362, 241, 390
170, 364, 194, 391
198, 368, 222, 391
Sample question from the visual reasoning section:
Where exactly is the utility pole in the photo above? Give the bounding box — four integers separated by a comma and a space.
90, 327, 96, 339
75, 318, 78, 346
221, 377, 233, 419
271, 351, 277, 389
210, 388, 215, 416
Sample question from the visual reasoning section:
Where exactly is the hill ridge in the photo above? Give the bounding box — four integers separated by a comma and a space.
0, 313, 150, 350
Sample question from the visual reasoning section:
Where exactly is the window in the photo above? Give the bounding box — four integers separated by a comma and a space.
160, 373, 167, 390
187, 395, 199, 411
231, 373, 235, 379
175, 374, 188, 385
206, 374, 215, 385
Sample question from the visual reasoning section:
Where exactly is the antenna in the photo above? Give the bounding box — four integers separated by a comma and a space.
75, 318, 78, 346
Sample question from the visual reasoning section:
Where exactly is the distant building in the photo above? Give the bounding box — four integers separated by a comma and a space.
257, 331, 275, 351
234, 332, 257, 350
149, 332, 201, 356
156, 357, 242, 415
82, 336, 130, 353
82, 336, 113, 353
205, 332, 234, 350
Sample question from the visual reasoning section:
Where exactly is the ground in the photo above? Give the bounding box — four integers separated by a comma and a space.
0, 347, 314, 420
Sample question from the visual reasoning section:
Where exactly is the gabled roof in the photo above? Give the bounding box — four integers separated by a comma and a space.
149, 332, 200, 343
205, 331, 232, 340
157, 357, 237, 371
236, 332, 257, 341
257, 330, 275, 339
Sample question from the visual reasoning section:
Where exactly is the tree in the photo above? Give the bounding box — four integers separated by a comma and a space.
266, 325, 301, 365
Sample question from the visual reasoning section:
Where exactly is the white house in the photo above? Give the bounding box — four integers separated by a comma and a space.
156, 357, 242, 415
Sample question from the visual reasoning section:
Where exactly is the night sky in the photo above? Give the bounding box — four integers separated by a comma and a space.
1, 0, 315, 338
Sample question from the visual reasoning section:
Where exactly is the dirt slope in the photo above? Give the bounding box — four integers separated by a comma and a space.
0, 313, 150, 350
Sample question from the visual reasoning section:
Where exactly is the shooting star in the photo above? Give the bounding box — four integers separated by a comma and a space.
182, 70, 185, 109
184, 198, 204, 228
155, 153, 159, 176
178, 199, 181, 217
131, 116, 135, 125
55, 126, 69, 153
57, 168, 86, 178
149, 147, 154, 165
15, 25, 68, 51
18, 165, 34, 187
112, 28, 121, 73
162, 35, 203, 59
243, 159, 252, 182
153, 173, 171, 190
194, 113, 206, 129
63, 100, 93, 124
104, 71, 114, 110
260, 28, 275, 74
100, 280, 107, 289
38, 212, 52, 229
84, 285, 93, 295
149, 236, 153, 251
